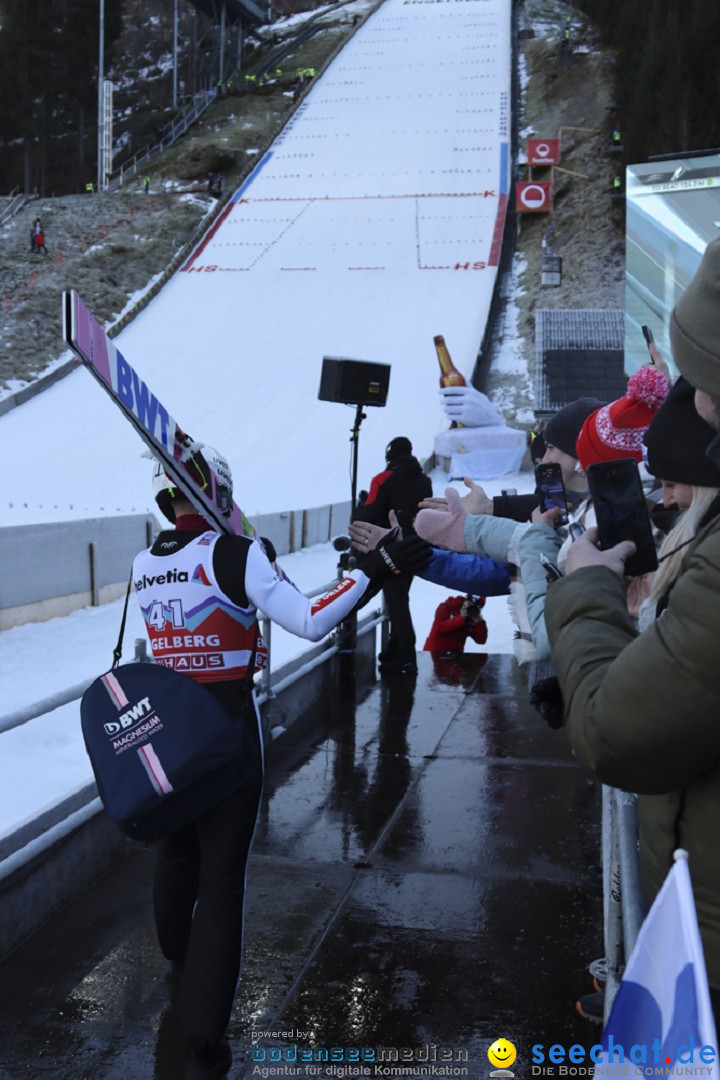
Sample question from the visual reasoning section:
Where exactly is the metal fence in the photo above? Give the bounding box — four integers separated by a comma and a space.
108, 90, 217, 190
0, 192, 38, 228
0, 569, 384, 737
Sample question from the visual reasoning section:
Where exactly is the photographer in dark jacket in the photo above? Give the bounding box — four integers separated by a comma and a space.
354, 436, 433, 676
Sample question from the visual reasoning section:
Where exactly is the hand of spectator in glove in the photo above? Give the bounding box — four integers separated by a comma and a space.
415, 487, 468, 552
356, 528, 432, 578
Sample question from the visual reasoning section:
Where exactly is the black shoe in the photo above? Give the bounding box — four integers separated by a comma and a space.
576, 990, 604, 1024
379, 641, 398, 663
186, 1037, 233, 1078
379, 657, 418, 678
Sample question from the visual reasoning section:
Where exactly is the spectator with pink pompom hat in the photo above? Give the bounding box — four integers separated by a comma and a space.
575, 366, 670, 471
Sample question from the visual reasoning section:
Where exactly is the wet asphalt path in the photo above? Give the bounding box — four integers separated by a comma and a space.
0, 653, 602, 1079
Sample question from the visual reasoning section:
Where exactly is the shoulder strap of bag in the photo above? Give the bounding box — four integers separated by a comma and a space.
112, 574, 134, 669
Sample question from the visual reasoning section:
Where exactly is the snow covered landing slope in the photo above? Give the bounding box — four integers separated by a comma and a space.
1, 0, 511, 525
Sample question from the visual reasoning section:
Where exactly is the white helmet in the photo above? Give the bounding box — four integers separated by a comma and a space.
150, 444, 233, 522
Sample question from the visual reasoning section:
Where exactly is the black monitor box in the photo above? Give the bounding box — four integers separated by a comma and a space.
319, 357, 390, 407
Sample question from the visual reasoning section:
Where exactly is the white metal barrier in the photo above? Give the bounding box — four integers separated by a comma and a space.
601, 785, 649, 1022
0, 573, 384, 735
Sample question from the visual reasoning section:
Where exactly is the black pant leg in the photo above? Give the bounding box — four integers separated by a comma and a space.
153, 824, 201, 964
382, 574, 415, 659
178, 779, 263, 1048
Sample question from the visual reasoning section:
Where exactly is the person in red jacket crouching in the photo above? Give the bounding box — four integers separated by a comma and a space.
423, 594, 487, 654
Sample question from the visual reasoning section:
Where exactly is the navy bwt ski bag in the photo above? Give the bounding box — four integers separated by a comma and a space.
80, 662, 260, 842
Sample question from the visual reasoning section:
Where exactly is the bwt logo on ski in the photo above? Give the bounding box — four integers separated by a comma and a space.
134, 568, 189, 590
115, 357, 171, 448
104, 696, 153, 736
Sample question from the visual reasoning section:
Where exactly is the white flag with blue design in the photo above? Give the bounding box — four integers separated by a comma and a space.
599, 853, 717, 1069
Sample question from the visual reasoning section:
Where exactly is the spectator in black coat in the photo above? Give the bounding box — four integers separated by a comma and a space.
354, 437, 433, 676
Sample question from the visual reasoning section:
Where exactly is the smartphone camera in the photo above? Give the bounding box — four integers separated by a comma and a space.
586, 458, 658, 576
535, 462, 569, 527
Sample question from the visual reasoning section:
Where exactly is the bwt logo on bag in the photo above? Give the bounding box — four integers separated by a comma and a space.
104, 696, 153, 736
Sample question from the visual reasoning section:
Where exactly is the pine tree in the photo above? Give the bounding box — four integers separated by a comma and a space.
0, 0, 123, 192
578, 0, 720, 162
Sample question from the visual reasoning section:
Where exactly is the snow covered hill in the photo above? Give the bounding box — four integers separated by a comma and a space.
0, 0, 511, 526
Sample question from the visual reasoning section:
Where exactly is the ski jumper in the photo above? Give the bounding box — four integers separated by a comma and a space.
133, 514, 377, 1049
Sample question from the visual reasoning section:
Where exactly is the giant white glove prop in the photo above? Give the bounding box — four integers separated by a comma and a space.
439, 385, 503, 428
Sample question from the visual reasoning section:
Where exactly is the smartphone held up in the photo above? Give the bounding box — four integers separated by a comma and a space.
586, 458, 658, 576
535, 462, 569, 526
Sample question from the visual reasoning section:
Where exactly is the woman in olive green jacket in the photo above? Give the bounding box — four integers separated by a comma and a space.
545, 450, 720, 998
546, 234, 720, 1006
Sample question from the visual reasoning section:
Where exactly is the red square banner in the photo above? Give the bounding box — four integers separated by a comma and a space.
527, 138, 560, 166
516, 181, 552, 213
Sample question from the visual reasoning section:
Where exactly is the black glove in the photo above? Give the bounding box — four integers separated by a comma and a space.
259, 535, 277, 562
529, 676, 565, 729
357, 530, 432, 579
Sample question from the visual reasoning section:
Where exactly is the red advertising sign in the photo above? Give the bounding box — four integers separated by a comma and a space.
516, 181, 552, 213
527, 138, 560, 166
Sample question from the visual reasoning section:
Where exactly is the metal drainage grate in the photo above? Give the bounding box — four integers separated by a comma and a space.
535, 309, 626, 414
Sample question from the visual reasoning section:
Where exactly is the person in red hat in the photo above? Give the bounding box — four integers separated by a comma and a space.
575, 366, 670, 471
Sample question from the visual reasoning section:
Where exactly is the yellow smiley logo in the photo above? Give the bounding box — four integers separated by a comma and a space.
488, 1039, 517, 1069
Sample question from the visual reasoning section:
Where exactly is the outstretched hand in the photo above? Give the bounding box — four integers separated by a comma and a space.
459, 477, 493, 515
349, 520, 391, 553
418, 477, 492, 516
356, 529, 432, 578
563, 527, 636, 577
414, 486, 468, 552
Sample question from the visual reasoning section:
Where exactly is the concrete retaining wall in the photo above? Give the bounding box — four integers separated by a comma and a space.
0, 500, 353, 629
0, 515, 155, 630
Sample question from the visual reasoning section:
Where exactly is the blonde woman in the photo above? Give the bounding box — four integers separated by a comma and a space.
638, 376, 720, 628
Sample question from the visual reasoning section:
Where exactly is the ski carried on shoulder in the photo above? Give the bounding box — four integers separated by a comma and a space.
62, 289, 254, 538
